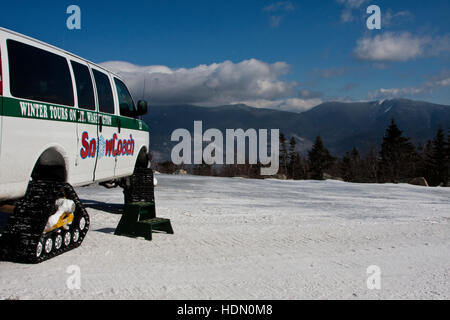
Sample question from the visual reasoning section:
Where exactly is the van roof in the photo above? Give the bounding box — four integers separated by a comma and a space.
0, 27, 121, 79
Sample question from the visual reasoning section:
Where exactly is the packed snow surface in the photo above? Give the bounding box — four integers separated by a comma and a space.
1, 175, 449, 300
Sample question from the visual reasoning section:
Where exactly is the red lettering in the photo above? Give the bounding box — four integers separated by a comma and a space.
123, 140, 128, 155
89, 139, 97, 158
80, 132, 90, 159
117, 140, 123, 156
112, 134, 118, 157
130, 135, 135, 155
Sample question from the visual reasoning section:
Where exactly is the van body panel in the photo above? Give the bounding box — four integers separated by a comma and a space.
0, 116, 75, 199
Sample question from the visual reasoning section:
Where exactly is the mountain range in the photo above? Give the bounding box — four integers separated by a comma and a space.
143, 99, 450, 162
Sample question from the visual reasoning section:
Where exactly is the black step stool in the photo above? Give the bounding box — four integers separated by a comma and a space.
116, 168, 173, 241
114, 202, 174, 241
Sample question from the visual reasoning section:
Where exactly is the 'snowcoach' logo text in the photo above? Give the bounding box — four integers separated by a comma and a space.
80, 132, 135, 159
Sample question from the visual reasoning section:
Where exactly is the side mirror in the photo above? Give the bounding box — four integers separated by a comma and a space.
136, 100, 148, 116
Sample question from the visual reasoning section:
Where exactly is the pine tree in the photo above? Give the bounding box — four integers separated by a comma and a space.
361, 148, 379, 183
279, 133, 288, 176
340, 147, 361, 182
379, 119, 417, 183
288, 137, 297, 179
448, 130, 450, 185
308, 136, 334, 180
193, 160, 213, 176
447, 130, 450, 186
425, 126, 449, 186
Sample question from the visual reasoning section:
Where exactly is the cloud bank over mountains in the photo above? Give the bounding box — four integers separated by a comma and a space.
101, 59, 323, 113
370, 70, 450, 99
102, 56, 449, 111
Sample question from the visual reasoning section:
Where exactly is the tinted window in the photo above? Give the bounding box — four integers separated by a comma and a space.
8, 39, 74, 106
93, 70, 114, 114
71, 61, 95, 111
114, 78, 135, 117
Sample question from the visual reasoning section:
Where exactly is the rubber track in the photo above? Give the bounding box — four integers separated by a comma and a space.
0, 181, 90, 264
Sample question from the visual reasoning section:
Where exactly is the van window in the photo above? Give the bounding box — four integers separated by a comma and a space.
114, 78, 135, 117
7, 39, 74, 106
93, 70, 114, 114
71, 61, 95, 111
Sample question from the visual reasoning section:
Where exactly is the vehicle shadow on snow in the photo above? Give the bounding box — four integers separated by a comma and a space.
79, 200, 121, 235
94, 227, 117, 235
80, 199, 124, 215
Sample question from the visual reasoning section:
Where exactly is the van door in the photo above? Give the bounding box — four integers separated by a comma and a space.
70, 60, 97, 184
90, 66, 118, 181
112, 77, 140, 178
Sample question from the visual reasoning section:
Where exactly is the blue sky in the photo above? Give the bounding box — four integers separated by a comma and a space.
2, 0, 449, 111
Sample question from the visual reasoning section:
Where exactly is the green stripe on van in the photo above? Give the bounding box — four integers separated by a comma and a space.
0, 96, 149, 132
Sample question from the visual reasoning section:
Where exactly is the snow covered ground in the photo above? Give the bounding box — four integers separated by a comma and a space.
1, 174, 449, 300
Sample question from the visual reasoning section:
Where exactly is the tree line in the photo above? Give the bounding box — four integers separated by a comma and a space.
155, 119, 449, 187
284, 119, 449, 186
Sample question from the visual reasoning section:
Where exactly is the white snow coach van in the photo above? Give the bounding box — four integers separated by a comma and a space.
0, 27, 153, 263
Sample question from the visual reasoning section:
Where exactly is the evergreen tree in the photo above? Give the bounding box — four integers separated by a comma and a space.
340, 153, 352, 182
420, 140, 433, 181
361, 148, 379, 183
288, 137, 297, 179
415, 143, 426, 177
193, 160, 213, 176
279, 133, 288, 176
340, 147, 361, 182
447, 130, 450, 186
425, 126, 449, 186
379, 119, 417, 183
308, 136, 334, 180
298, 154, 310, 180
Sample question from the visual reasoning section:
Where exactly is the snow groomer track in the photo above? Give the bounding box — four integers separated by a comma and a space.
0, 181, 90, 263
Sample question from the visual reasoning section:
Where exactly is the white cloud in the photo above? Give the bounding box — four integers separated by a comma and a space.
340, 9, 355, 23
236, 98, 323, 113
263, 1, 295, 28
370, 87, 424, 98
337, 0, 368, 9
354, 32, 450, 62
336, 0, 368, 23
263, 1, 295, 12
369, 70, 450, 99
298, 89, 323, 99
269, 16, 283, 28
278, 98, 323, 112
383, 10, 415, 26
101, 59, 304, 108
315, 67, 347, 79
